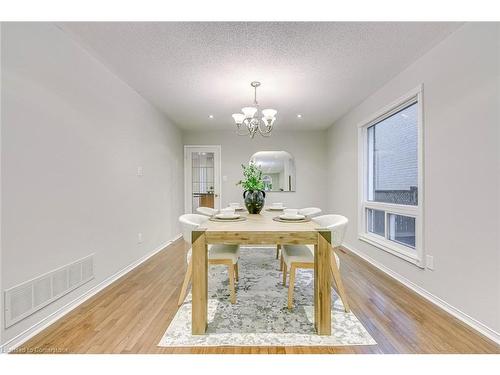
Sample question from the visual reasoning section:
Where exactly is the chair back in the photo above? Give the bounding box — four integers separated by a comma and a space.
313, 214, 348, 248
179, 214, 209, 245
298, 207, 322, 217
196, 206, 217, 216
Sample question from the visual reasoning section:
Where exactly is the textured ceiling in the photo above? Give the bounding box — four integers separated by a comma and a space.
60, 22, 461, 130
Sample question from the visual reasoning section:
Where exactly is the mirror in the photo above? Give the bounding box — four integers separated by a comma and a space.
250, 151, 296, 192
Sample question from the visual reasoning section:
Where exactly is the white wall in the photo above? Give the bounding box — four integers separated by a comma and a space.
1, 23, 184, 344
183, 130, 328, 210
326, 23, 500, 336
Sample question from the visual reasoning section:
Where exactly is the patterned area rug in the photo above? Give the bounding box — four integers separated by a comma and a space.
158, 247, 376, 347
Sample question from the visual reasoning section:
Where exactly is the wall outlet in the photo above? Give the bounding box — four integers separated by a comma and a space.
426, 255, 434, 270
137, 166, 143, 177
137, 233, 143, 243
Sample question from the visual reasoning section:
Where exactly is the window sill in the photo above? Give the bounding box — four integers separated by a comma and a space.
358, 233, 424, 268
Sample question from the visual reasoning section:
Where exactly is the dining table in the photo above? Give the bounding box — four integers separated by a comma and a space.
191, 208, 334, 336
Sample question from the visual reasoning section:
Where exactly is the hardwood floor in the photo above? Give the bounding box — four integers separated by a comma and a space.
14, 239, 499, 354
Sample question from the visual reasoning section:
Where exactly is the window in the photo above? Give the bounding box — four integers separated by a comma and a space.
358, 86, 423, 266
367, 208, 385, 237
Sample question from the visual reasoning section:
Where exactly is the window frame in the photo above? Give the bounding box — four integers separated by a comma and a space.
357, 85, 424, 267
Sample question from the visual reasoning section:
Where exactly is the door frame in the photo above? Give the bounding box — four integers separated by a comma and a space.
184, 145, 222, 214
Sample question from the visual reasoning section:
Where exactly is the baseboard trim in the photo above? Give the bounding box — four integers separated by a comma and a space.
342, 242, 500, 345
1, 234, 182, 353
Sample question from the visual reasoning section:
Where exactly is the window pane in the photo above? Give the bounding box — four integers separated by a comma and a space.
388, 214, 416, 248
367, 102, 418, 206
191, 152, 215, 212
367, 209, 385, 237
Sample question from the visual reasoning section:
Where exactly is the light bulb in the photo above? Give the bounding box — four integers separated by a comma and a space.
232, 113, 245, 124
242, 107, 258, 119
262, 109, 277, 119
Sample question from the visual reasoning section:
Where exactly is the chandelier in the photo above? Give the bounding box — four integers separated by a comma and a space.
232, 81, 277, 138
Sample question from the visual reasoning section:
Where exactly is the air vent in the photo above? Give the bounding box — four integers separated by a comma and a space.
52, 269, 69, 297
9, 285, 33, 323
4, 254, 94, 327
68, 263, 82, 288
82, 258, 93, 280
33, 277, 51, 307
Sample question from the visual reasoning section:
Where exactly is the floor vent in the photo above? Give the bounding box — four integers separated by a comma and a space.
4, 254, 94, 327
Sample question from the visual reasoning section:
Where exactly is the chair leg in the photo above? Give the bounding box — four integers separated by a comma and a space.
282, 261, 288, 286
227, 261, 236, 304
330, 251, 350, 312
287, 264, 296, 309
276, 244, 281, 259
234, 262, 239, 282
177, 261, 192, 307
280, 254, 284, 271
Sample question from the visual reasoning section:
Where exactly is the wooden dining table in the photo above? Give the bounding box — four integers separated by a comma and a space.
191, 209, 334, 336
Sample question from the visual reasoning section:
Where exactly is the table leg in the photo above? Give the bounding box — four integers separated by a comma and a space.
314, 244, 319, 333
192, 230, 208, 334
315, 231, 332, 335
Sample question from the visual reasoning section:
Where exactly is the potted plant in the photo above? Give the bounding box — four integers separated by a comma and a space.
237, 162, 266, 214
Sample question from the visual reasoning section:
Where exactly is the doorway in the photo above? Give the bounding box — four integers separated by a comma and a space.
184, 145, 221, 214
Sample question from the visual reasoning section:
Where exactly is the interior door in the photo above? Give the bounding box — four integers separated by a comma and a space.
184, 146, 221, 213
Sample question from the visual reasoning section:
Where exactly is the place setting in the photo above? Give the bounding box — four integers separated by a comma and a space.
273, 208, 311, 223
209, 205, 247, 222
228, 202, 247, 212
266, 202, 287, 212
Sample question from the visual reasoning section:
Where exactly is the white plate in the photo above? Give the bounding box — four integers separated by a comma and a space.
279, 214, 305, 220
268, 206, 287, 211
215, 213, 241, 219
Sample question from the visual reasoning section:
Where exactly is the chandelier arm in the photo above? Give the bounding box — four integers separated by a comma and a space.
259, 130, 273, 138
235, 125, 251, 136
257, 122, 273, 135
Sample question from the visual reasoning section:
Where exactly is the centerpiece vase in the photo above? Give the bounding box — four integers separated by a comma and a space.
243, 190, 266, 214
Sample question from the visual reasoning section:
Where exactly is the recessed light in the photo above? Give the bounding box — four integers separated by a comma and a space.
209, 115, 214, 119
297, 114, 302, 118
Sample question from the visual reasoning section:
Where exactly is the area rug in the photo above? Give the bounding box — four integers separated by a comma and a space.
158, 247, 376, 347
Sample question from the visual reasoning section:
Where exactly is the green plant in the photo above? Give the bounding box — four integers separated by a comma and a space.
236, 162, 264, 191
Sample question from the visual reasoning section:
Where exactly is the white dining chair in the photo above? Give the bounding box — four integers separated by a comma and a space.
177, 214, 240, 306
196, 206, 217, 216
281, 214, 350, 311
276, 207, 322, 259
